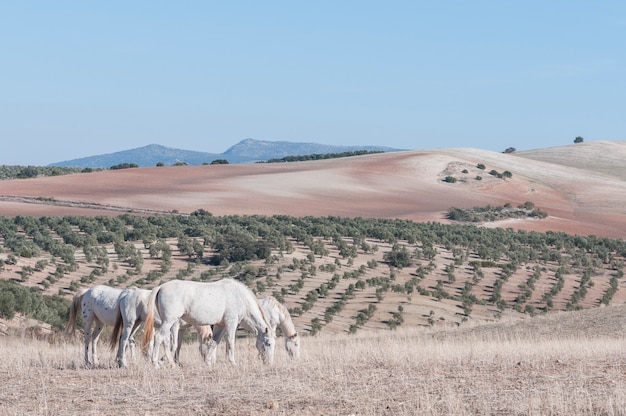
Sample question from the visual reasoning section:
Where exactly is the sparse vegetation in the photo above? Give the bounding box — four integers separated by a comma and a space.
0, 165, 101, 180
447, 203, 547, 222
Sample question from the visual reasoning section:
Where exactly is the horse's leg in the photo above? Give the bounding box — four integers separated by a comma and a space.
164, 320, 181, 364
147, 329, 156, 364
148, 329, 161, 368
127, 320, 143, 362
117, 319, 136, 368
91, 319, 105, 367
205, 325, 224, 365
224, 320, 238, 364
150, 326, 163, 368
154, 321, 175, 368
82, 316, 93, 366
175, 324, 187, 364
197, 325, 216, 366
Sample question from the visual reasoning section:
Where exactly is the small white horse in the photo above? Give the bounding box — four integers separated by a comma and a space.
66, 285, 124, 366
259, 296, 301, 360
142, 278, 276, 367
109, 287, 212, 368
209, 296, 301, 362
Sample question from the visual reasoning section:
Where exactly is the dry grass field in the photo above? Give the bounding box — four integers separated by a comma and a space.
1, 141, 626, 415
1, 306, 625, 415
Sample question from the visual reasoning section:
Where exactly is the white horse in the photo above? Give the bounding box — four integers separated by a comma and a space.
109, 287, 213, 368
66, 285, 124, 366
142, 278, 276, 367
209, 296, 300, 362
259, 296, 301, 360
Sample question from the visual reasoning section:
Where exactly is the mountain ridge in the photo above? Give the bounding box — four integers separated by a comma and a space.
50, 139, 403, 168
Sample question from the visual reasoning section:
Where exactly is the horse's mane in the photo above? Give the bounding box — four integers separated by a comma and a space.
254, 298, 273, 331
265, 296, 298, 338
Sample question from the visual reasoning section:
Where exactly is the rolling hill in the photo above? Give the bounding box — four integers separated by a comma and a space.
2, 140, 626, 238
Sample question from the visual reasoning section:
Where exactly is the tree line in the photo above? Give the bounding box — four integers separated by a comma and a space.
263, 150, 384, 163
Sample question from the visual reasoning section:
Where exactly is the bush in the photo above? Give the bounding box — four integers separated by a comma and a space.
383, 244, 412, 268
210, 231, 273, 265
0, 280, 70, 329
110, 163, 138, 170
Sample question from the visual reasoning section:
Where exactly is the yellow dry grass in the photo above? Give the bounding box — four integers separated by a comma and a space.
1, 306, 624, 415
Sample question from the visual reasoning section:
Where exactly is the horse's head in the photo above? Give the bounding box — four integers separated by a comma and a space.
285, 332, 301, 360
256, 327, 276, 365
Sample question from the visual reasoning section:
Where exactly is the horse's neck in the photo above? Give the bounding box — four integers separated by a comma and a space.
240, 298, 271, 334
275, 302, 297, 337
242, 310, 267, 334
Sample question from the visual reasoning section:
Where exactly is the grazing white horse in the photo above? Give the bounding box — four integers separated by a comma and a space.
66, 285, 124, 366
142, 278, 276, 367
259, 296, 301, 360
109, 287, 212, 368
209, 296, 301, 362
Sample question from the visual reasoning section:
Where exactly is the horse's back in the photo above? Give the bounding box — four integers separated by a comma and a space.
85, 285, 124, 325
157, 279, 257, 327
119, 287, 152, 323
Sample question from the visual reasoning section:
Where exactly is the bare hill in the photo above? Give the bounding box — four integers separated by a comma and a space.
1, 141, 626, 238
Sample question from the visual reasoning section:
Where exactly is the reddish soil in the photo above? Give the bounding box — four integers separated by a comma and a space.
1, 141, 625, 239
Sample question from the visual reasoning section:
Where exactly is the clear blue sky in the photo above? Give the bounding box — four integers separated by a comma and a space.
1, 1, 625, 166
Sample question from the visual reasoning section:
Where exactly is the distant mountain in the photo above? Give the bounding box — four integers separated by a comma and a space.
50, 144, 222, 168
50, 139, 403, 168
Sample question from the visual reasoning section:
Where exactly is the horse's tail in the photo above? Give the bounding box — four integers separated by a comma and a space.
65, 288, 88, 337
141, 285, 160, 351
109, 301, 124, 351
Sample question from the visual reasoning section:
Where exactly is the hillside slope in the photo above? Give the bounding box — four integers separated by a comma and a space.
1, 141, 626, 238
